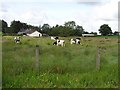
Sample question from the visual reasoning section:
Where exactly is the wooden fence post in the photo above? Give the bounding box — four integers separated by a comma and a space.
35, 45, 39, 72
96, 47, 100, 71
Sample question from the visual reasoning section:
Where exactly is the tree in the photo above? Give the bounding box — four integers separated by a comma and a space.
41, 24, 51, 34
50, 21, 84, 37
38, 25, 42, 32
0, 20, 8, 33
74, 25, 84, 36
64, 21, 76, 29
113, 31, 119, 36
22, 23, 28, 29
99, 24, 112, 36
10, 20, 23, 33
50, 25, 73, 37
90, 32, 97, 35
5, 27, 13, 34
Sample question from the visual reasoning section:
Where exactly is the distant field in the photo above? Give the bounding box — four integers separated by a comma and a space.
96, 35, 119, 38
2, 36, 118, 88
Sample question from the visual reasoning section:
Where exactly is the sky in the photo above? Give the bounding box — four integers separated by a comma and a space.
0, 0, 119, 34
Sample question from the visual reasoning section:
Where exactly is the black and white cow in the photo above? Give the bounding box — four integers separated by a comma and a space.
51, 36, 59, 40
57, 40, 65, 47
53, 39, 65, 47
53, 41, 57, 45
70, 39, 76, 44
71, 38, 81, 44
54, 37, 59, 40
14, 37, 20, 43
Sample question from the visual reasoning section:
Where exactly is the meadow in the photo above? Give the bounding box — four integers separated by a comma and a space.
2, 36, 118, 88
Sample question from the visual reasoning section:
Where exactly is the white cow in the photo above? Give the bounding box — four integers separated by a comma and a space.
56, 40, 65, 47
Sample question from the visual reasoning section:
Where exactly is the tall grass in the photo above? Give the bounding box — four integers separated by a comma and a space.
2, 36, 118, 88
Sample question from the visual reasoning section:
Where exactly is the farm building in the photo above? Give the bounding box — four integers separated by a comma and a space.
42, 33, 49, 37
27, 31, 42, 37
18, 29, 42, 37
17, 29, 30, 35
82, 34, 95, 37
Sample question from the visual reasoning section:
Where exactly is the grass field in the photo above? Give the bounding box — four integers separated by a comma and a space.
2, 36, 118, 88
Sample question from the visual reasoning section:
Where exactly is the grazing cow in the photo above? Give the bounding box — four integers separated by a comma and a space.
71, 38, 81, 44
54, 37, 59, 40
51, 36, 56, 40
53, 41, 57, 45
55, 40, 65, 47
51, 36, 59, 40
76, 38, 81, 44
76, 38, 81, 40
71, 39, 76, 44
14, 37, 20, 43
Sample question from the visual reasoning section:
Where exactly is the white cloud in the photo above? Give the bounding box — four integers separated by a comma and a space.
18, 10, 48, 26
91, 0, 118, 32
0, 0, 119, 33
93, 0, 118, 21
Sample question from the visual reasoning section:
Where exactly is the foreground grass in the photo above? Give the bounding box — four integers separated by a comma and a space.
2, 36, 118, 88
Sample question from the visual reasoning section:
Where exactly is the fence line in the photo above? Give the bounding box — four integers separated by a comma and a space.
35, 45, 39, 72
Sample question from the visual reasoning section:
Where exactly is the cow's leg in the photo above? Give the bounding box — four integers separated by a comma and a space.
57, 43, 59, 46
62, 43, 63, 47
64, 43, 65, 47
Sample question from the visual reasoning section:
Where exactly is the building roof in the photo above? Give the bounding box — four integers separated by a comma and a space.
18, 29, 39, 35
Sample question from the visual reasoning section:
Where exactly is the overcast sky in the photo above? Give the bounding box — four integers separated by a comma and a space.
0, 0, 119, 34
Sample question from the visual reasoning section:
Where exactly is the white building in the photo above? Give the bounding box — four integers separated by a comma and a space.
27, 31, 42, 37
82, 34, 95, 37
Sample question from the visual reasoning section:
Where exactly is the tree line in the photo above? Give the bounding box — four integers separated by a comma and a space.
0, 19, 119, 36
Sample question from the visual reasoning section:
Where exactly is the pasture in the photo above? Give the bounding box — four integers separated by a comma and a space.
2, 36, 118, 88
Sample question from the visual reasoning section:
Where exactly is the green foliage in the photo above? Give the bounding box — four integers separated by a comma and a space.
113, 31, 119, 36
64, 21, 76, 29
0, 20, 8, 33
41, 24, 51, 34
10, 20, 24, 33
4, 27, 13, 34
99, 24, 112, 36
50, 21, 84, 36
2, 20, 85, 36
2, 36, 118, 88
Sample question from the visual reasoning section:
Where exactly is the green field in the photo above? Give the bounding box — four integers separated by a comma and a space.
2, 36, 118, 88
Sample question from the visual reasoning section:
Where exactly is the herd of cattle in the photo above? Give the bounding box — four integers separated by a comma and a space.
51, 36, 81, 47
14, 36, 82, 47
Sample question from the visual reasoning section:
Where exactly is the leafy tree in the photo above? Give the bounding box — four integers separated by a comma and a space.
74, 25, 84, 36
5, 27, 13, 35
10, 20, 23, 33
58, 26, 73, 37
50, 25, 62, 36
50, 25, 73, 37
22, 23, 28, 29
90, 32, 97, 35
41, 24, 51, 34
64, 21, 76, 29
0, 20, 8, 33
113, 31, 119, 36
99, 24, 112, 36
50, 21, 84, 36
38, 25, 42, 32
